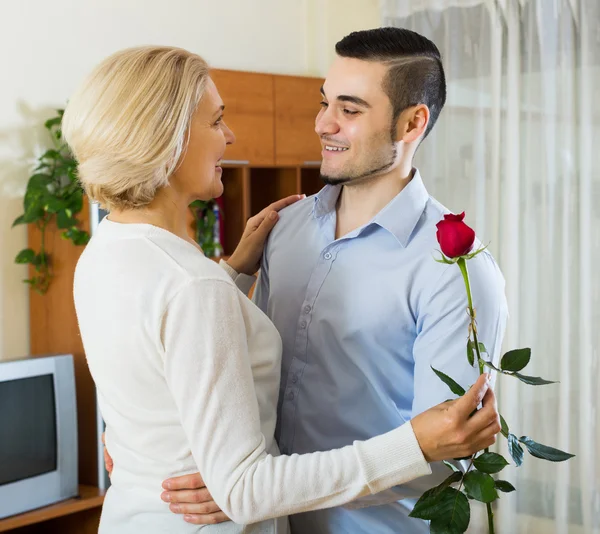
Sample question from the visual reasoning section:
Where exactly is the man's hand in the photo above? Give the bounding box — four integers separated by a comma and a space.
227, 194, 304, 275
161, 473, 229, 525
411, 374, 501, 462
102, 432, 113, 477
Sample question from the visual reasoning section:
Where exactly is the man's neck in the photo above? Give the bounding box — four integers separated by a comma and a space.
335, 163, 415, 239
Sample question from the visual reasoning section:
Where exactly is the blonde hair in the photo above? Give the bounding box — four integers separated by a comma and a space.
62, 46, 209, 210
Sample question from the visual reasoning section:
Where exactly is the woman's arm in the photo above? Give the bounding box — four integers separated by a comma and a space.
161, 277, 500, 525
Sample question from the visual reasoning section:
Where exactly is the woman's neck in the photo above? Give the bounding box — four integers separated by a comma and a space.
107, 187, 193, 245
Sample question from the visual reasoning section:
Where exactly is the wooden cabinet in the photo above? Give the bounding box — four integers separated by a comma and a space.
211, 70, 275, 166
274, 75, 323, 165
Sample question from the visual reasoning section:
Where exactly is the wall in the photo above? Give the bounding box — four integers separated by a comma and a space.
0, 0, 381, 360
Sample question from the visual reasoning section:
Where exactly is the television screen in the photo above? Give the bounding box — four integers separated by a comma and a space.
0, 375, 57, 486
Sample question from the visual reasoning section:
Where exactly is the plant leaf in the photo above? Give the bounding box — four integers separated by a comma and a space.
518, 436, 575, 462
411, 487, 470, 533
44, 196, 67, 214
473, 452, 509, 474
499, 414, 509, 438
495, 480, 516, 493
443, 460, 460, 473
463, 471, 498, 503
508, 433, 524, 466
500, 348, 531, 372
512, 372, 557, 386
15, 248, 36, 264
430, 520, 464, 534
12, 214, 27, 227
410, 472, 463, 518
466, 340, 475, 367
431, 367, 466, 397
482, 359, 502, 373
56, 210, 76, 229
478, 342, 487, 354
44, 116, 62, 130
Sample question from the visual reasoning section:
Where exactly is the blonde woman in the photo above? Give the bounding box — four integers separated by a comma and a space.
64, 46, 501, 533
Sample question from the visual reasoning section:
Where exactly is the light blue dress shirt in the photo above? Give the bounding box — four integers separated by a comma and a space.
253, 170, 508, 533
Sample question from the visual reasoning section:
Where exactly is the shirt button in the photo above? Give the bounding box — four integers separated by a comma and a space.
324, 252, 332, 260
291, 375, 299, 384
300, 321, 307, 329
288, 391, 295, 400
304, 305, 311, 314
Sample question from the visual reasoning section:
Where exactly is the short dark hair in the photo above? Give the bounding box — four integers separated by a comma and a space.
335, 27, 446, 139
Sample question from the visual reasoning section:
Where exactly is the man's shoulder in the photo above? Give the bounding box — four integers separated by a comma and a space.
269, 193, 317, 238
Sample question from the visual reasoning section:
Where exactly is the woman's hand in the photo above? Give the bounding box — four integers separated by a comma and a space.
411, 374, 501, 462
226, 194, 304, 275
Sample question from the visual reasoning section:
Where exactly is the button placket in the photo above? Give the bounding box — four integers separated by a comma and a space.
280, 245, 337, 453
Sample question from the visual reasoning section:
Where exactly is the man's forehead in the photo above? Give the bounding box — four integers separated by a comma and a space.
323, 56, 388, 101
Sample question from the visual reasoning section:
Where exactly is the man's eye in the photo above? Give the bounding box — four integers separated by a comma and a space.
343, 109, 359, 116
214, 116, 224, 126
319, 101, 329, 108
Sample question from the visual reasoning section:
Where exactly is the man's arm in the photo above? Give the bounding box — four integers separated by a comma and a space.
345, 250, 508, 509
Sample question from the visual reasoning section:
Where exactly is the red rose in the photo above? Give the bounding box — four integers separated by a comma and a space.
436, 212, 476, 258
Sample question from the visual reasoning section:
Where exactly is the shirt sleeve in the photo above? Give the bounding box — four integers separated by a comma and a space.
219, 259, 256, 296
251, 244, 270, 314
161, 277, 431, 525
344, 251, 508, 509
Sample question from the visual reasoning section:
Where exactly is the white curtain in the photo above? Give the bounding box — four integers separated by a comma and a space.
383, 1, 600, 532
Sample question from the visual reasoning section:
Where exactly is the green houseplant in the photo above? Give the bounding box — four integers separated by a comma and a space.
13, 109, 90, 294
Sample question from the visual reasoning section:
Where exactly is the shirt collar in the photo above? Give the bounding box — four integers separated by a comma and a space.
312, 169, 430, 248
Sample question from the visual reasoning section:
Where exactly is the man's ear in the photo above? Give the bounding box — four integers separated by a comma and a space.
394, 104, 430, 143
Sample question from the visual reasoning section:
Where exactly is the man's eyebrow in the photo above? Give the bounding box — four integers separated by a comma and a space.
213, 105, 225, 115
320, 85, 371, 108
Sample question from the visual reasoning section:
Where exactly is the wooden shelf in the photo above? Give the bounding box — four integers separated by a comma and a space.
0, 486, 105, 532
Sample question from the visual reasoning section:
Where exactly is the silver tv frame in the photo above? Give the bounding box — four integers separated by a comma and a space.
0, 354, 78, 519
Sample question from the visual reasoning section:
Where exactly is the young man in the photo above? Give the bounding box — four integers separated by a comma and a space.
162, 27, 508, 532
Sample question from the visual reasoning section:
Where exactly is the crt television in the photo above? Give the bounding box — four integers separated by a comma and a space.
0, 354, 78, 519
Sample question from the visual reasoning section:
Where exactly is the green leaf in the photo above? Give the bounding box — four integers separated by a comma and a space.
56, 209, 77, 229
500, 348, 531, 372
32, 252, 48, 267
466, 340, 475, 367
15, 248, 36, 264
478, 342, 488, 354
431, 367, 466, 397
473, 452, 509, 474
410, 487, 470, 532
518, 436, 575, 462
430, 520, 463, 534
512, 372, 557, 386
44, 116, 62, 130
12, 214, 27, 227
463, 471, 498, 503
67, 188, 83, 214
499, 414, 509, 438
26, 173, 52, 192
44, 197, 67, 214
443, 460, 460, 473
411, 472, 463, 518
39, 149, 60, 161
508, 433, 524, 466
495, 480, 516, 493
482, 359, 502, 373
